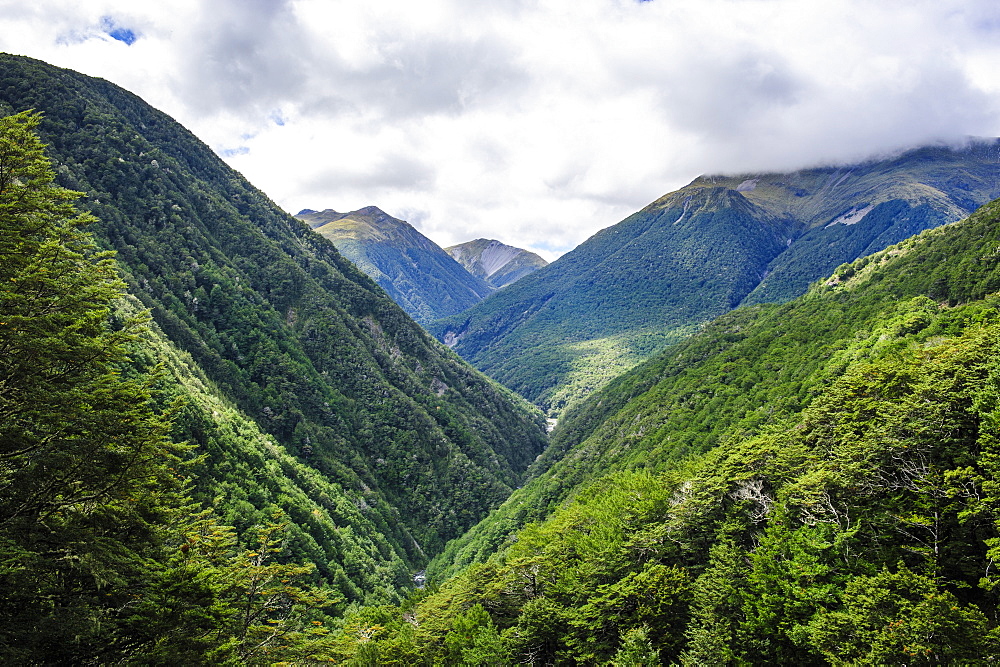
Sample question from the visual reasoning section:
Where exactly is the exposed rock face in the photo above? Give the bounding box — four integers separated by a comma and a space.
445, 238, 548, 288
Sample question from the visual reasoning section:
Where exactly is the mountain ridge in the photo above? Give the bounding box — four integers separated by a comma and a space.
0, 53, 547, 576
7, 50, 1000, 664
446, 238, 548, 288
432, 141, 1000, 414
341, 187, 1000, 665
296, 206, 493, 324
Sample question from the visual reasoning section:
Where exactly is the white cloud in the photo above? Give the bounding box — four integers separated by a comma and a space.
2, 0, 1000, 259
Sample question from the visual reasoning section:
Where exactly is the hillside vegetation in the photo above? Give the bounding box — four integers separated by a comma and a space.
297, 207, 493, 324
433, 144, 1000, 415
0, 53, 548, 663
0, 110, 353, 663
9, 50, 1000, 664
339, 197, 1000, 663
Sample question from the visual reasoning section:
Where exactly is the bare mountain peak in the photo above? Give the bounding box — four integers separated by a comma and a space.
296, 206, 417, 241
446, 238, 548, 289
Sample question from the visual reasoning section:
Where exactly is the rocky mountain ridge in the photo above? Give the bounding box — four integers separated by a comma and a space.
446, 238, 548, 288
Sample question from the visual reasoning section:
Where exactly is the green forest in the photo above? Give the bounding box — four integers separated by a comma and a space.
0, 55, 544, 663
332, 206, 1000, 664
0, 109, 343, 662
7, 51, 1000, 665
430, 144, 1000, 416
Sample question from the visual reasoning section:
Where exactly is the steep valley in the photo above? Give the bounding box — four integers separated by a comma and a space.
395, 189, 1000, 665
0, 54, 547, 661
6, 50, 1000, 664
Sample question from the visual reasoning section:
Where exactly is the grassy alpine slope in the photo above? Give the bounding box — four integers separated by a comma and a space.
357, 197, 1000, 663
432, 142, 1000, 415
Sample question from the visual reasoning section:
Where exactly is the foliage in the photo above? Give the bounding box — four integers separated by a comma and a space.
0, 111, 339, 664
298, 207, 495, 324
806, 567, 992, 665
432, 187, 796, 414
0, 54, 547, 567
431, 143, 1000, 414
0, 109, 171, 661
361, 195, 1000, 663
9, 52, 1000, 664
433, 197, 1000, 582
128, 295, 416, 605
360, 316, 1000, 663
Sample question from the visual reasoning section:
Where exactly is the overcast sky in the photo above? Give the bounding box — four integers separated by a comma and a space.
2, 0, 1000, 259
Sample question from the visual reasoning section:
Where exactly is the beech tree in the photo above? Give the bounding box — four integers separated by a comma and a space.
0, 111, 339, 664
0, 110, 180, 661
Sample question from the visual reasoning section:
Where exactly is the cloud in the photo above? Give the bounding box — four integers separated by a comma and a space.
170, 0, 309, 117
2, 0, 1000, 259
301, 154, 437, 192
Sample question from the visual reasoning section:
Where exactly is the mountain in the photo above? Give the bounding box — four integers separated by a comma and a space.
0, 52, 547, 612
445, 238, 548, 288
295, 207, 493, 324
352, 195, 1000, 664
431, 144, 1000, 414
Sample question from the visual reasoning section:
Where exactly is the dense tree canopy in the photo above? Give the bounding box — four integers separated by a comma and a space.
431, 145, 1000, 416
338, 298, 1000, 665
0, 110, 179, 659
0, 112, 341, 664
7, 53, 1000, 664
365, 198, 1000, 664
0, 53, 548, 576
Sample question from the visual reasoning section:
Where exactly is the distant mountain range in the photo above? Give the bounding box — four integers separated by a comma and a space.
295, 207, 493, 324
431, 142, 1000, 414
446, 238, 548, 288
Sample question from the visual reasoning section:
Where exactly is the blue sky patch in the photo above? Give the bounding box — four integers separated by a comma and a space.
220, 146, 251, 158
101, 16, 138, 45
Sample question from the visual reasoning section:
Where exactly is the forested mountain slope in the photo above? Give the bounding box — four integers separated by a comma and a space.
433, 143, 1000, 414
446, 238, 548, 288
0, 111, 368, 663
296, 207, 493, 324
0, 54, 546, 565
434, 196, 1000, 579
348, 196, 1000, 664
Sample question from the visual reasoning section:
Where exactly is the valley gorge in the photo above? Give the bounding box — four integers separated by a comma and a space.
4, 52, 1000, 664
